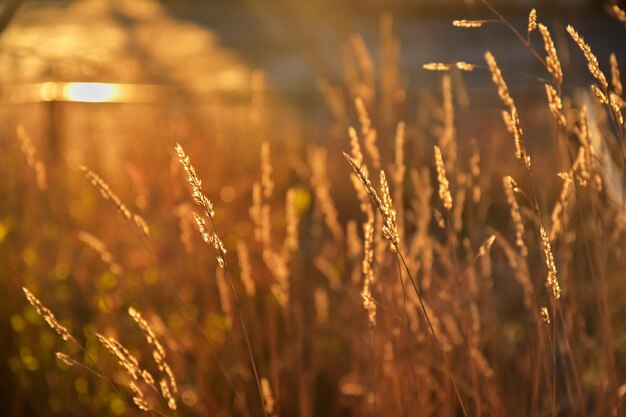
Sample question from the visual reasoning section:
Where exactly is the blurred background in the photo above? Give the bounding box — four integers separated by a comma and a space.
2, 0, 626, 416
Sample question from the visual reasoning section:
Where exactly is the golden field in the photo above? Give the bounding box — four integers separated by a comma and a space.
2, 1, 626, 416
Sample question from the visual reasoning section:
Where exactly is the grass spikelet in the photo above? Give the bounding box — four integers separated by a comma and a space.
23, 288, 74, 343
440, 74, 457, 169
452, 19, 485, 28
545, 84, 567, 127
549, 173, 574, 241
527, 9, 537, 37
379, 170, 399, 247
80, 166, 130, 221
282, 188, 300, 255
540, 226, 560, 300
479, 235, 496, 257
55, 352, 76, 368
610, 53, 622, 97
541, 306, 551, 324
192, 212, 226, 268
261, 378, 276, 416
343, 152, 383, 212
469, 139, 481, 203
237, 241, 255, 297
455, 62, 476, 71
423, 62, 452, 71
503, 176, 528, 257
263, 249, 290, 306
175, 143, 215, 219
261, 141, 274, 199
348, 126, 365, 166
127, 307, 178, 402
354, 97, 381, 170
129, 381, 150, 411
609, 5, 626, 25
393, 121, 406, 246
485, 51, 514, 111
16, 125, 47, 190
423, 62, 476, 72
96, 333, 142, 380
434, 146, 453, 210
538, 24, 563, 86
503, 108, 531, 169
251, 182, 263, 243
566, 25, 608, 90
362, 217, 376, 327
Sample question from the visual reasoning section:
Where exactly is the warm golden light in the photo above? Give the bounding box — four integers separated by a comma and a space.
62, 83, 120, 103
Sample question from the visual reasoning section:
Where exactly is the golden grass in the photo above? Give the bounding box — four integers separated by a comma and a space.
6, 2, 626, 417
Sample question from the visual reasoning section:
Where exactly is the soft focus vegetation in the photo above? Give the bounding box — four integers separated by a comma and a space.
3, 1, 626, 417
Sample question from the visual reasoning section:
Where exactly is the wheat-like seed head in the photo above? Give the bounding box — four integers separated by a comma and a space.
527, 9, 537, 36
452, 19, 485, 28
354, 98, 381, 170
434, 146, 453, 210
261, 141, 274, 199
549, 173, 574, 242
478, 235, 496, 257
609, 5, 626, 25
540, 306, 551, 324
261, 377, 276, 416
55, 352, 76, 367
502, 108, 531, 169
379, 170, 399, 247
503, 176, 528, 257
566, 25, 608, 91
538, 24, 563, 86
175, 143, 215, 219
237, 241, 255, 297
485, 51, 514, 111
423, 62, 452, 71
610, 53, 623, 97
422, 62, 476, 72
545, 84, 567, 127
282, 188, 300, 255
130, 381, 150, 411
96, 333, 142, 380
361, 217, 376, 327
80, 166, 131, 220
23, 288, 74, 342
540, 226, 561, 300
192, 212, 226, 267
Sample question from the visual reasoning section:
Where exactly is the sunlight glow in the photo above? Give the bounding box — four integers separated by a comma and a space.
62, 83, 120, 102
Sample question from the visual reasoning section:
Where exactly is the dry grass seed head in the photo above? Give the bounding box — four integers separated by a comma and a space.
485, 51, 514, 111
175, 143, 215, 219
540, 226, 561, 300
237, 241, 255, 297
23, 288, 74, 342
566, 25, 608, 90
545, 84, 567, 127
527, 9, 537, 36
538, 23, 563, 86
452, 19, 485, 28
503, 176, 528, 257
610, 53, 622, 97
434, 145, 453, 210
